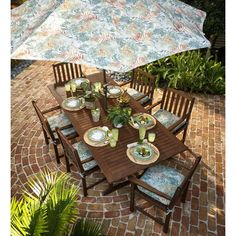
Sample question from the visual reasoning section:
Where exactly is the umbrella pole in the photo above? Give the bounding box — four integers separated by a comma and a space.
103, 70, 108, 110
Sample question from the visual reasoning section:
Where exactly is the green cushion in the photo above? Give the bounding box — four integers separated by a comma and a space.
153, 109, 186, 132
73, 141, 97, 171
138, 165, 184, 205
48, 112, 76, 137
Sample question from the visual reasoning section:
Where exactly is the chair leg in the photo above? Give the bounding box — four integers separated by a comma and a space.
42, 129, 49, 145
182, 128, 188, 143
181, 181, 190, 203
53, 143, 60, 164
163, 212, 172, 234
82, 177, 88, 197
65, 155, 71, 173
130, 183, 135, 212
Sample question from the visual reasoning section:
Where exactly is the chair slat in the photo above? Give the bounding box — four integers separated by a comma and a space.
169, 91, 176, 113
57, 66, 62, 84
74, 63, 79, 78
173, 94, 180, 115
65, 63, 71, 80
61, 64, 67, 82
70, 63, 75, 78
163, 90, 171, 111
177, 96, 185, 117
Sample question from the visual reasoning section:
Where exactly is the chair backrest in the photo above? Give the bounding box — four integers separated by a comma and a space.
53, 62, 83, 87
130, 69, 156, 100
55, 127, 85, 173
160, 88, 195, 122
32, 100, 56, 141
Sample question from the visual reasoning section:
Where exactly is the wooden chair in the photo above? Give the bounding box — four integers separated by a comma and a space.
146, 87, 195, 143
32, 100, 78, 163
55, 127, 106, 196
121, 68, 156, 107
129, 150, 201, 233
53, 62, 85, 87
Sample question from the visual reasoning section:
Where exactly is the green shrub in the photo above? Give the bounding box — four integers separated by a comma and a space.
144, 51, 225, 95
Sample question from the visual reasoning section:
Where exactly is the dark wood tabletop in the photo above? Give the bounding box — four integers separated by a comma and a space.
48, 72, 188, 184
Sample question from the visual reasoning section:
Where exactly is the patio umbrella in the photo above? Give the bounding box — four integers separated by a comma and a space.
11, 0, 210, 73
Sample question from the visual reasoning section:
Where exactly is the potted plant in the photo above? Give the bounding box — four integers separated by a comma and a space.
107, 106, 131, 128
81, 82, 100, 109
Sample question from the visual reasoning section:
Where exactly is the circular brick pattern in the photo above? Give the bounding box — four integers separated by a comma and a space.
11, 61, 225, 235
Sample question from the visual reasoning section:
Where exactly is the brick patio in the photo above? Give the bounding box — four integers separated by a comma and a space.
11, 61, 225, 235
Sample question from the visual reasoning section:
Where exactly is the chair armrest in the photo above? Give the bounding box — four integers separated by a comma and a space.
42, 105, 61, 114
81, 156, 94, 164
119, 81, 131, 87
145, 100, 162, 113
59, 124, 73, 130
129, 175, 172, 201
136, 94, 146, 101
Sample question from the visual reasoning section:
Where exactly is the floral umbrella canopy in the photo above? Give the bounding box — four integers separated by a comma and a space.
11, 0, 210, 73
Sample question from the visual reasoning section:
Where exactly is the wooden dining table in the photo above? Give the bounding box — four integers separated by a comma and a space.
48, 72, 189, 195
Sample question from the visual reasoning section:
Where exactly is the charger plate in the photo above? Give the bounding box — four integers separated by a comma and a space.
61, 97, 85, 111
127, 142, 160, 165
69, 77, 90, 88
129, 113, 156, 130
84, 127, 109, 147
101, 85, 124, 98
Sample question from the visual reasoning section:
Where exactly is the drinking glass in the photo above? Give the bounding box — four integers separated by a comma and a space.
139, 125, 146, 143
148, 132, 156, 142
91, 108, 100, 122
111, 128, 119, 141
109, 138, 117, 148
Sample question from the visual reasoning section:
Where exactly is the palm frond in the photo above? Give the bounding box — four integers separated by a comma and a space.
45, 178, 79, 236
70, 219, 104, 236
11, 169, 80, 236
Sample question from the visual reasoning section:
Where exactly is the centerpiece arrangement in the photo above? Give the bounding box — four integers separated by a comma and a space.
107, 106, 131, 128
80, 82, 101, 109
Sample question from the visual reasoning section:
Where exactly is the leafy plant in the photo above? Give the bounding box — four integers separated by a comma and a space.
81, 82, 101, 102
143, 51, 225, 94
107, 106, 131, 127
11, 169, 104, 236
70, 219, 104, 236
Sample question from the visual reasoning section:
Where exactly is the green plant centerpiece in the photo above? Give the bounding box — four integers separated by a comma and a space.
107, 105, 131, 128
81, 82, 101, 109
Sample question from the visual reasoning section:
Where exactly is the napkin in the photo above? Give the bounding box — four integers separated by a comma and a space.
127, 139, 148, 148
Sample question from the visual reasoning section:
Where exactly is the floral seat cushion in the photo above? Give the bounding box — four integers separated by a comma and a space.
47, 112, 76, 137
138, 165, 184, 205
126, 88, 151, 105
73, 141, 97, 171
153, 109, 186, 132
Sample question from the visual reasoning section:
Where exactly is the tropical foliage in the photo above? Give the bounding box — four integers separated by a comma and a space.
11, 169, 104, 236
144, 51, 225, 95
